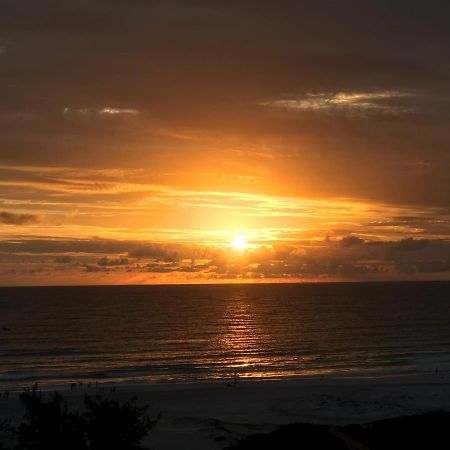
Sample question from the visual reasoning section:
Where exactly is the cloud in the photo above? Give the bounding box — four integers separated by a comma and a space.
128, 244, 179, 260
0, 163, 163, 196
392, 237, 430, 251
129, 242, 219, 261
0, 211, 40, 225
98, 108, 139, 116
53, 255, 73, 264
340, 235, 365, 247
62, 107, 139, 117
260, 91, 414, 116
1, 1, 450, 208
0, 234, 450, 284
240, 237, 450, 280
83, 264, 103, 273
0, 237, 132, 255
97, 256, 129, 266
0, 237, 220, 262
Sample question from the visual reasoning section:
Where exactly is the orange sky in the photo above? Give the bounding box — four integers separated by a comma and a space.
1, 1, 450, 285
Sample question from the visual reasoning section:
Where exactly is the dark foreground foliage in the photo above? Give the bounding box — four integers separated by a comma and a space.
84, 395, 155, 450
226, 411, 450, 450
1, 388, 157, 450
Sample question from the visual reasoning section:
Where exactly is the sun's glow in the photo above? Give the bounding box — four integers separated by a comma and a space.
231, 234, 248, 250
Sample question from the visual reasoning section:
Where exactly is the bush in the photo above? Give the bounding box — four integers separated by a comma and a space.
83, 395, 157, 450
0, 420, 12, 450
16, 389, 86, 450
0, 388, 158, 450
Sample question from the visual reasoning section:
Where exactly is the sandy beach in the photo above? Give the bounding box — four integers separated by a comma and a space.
2, 373, 450, 449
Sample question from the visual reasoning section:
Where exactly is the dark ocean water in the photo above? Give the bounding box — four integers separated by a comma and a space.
1, 282, 450, 388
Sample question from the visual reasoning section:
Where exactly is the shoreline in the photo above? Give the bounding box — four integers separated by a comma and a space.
2, 364, 449, 393
2, 367, 448, 391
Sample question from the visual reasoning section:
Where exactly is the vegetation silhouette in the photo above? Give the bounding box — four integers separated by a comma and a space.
16, 389, 86, 450
1, 387, 157, 450
226, 411, 450, 449
83, 395, 156, 450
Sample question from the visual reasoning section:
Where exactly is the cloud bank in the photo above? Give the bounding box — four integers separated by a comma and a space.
1, 235, 450, 285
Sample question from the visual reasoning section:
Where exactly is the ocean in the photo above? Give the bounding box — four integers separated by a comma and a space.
1, 282, 450, 388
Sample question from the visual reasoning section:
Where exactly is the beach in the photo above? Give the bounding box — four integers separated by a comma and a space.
1, 373, 450, 449
3, 283, 450, 448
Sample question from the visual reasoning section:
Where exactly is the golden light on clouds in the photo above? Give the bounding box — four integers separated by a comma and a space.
1, 1, 450, 285
1, 162, 450, 285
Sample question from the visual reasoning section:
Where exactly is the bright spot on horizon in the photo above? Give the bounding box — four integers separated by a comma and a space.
231, 234, 248, 250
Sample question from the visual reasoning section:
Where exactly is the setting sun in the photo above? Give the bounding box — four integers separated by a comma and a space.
231, 234, 248, 250
1, 3, 450, 449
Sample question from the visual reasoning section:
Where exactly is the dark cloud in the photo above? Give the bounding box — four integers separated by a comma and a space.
129, 244, 180, 262
392, 237, 430, 251
97, 256, 129, 266
0, 237, 221, 262
0, 237, 132, 254
241, 238, 450, 279
129, 243, 220, 261
0, 1, 449, 205
83, 264, 103, 273
0, 211, 40, 225
340, 235, 365, 247
53, 255, 73, 264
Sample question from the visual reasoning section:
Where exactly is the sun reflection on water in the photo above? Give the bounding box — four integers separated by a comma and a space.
218, 290, 269, 376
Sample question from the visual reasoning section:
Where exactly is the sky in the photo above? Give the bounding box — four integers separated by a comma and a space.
1, 0, 450, 285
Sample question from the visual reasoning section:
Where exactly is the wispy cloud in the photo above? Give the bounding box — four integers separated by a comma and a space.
62, 107, 140, 117
98, 107, 139, 116
1, 163, 449, 246
260, 91, 414, 116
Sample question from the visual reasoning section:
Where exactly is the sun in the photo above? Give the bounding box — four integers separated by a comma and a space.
231, 234, 248, 250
